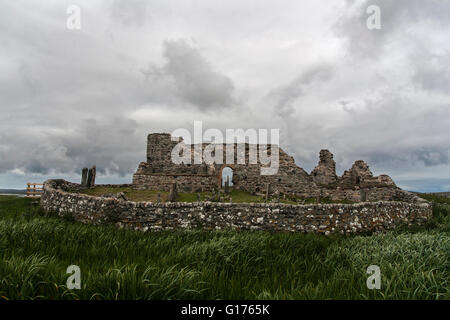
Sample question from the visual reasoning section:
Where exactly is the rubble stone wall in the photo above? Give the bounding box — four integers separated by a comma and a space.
132, 173, 216, 192
41, 179, 432, 235
132, 133, 404, 202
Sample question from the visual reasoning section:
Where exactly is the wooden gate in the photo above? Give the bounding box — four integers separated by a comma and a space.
26, 183, 43, 198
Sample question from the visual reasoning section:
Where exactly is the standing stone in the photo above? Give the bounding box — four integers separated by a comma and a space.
360, 190, 367, 202
87, 168, 93, 188
168, 183, 177, 202
224, 176, 230, 194
265, 183, 270, 202
90, 166, 96, 187
81, 168, 88, 187
86, 166, 96, 188
157, 193, 161, 203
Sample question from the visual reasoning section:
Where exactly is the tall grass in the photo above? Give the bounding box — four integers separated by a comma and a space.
0, 196, 448, 300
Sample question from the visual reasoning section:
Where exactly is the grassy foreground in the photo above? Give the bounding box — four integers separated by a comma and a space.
0, 195, 448, 300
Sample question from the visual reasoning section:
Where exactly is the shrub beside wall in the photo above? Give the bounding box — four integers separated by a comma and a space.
40, 180, 432, 234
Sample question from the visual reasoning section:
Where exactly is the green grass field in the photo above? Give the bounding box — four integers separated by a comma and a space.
0, 195, 448, 300
73, 186, 353, 204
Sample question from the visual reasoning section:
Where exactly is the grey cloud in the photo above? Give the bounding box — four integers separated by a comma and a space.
0, 117, 145, 177
1, 0, 450, 191
275, 85, 450, 177
355, 146, 450, 171
18, 61, 39, 95
411, 48, 450, 94
110, 0, 150, 27
413, 148, 450, 167
339, 101, 357, 115
143, 39, 236, 111
328, 95, 450, 170
269, 64, 333, 117
336, 0, 450, 58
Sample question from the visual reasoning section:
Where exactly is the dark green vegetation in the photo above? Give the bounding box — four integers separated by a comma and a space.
75, 186, 268, 203
74, 186, 354, 204
418, 193, 450, 205
0, 195, 448, 300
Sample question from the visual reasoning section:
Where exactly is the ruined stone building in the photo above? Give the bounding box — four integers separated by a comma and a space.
132, 133, 406, 202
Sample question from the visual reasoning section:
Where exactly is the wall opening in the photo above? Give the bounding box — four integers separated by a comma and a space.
221, 166, 234, 187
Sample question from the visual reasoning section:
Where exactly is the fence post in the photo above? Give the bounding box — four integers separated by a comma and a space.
265, 183, 270, 202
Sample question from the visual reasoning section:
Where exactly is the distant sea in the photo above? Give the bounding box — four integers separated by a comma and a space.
0, 189, 27, 197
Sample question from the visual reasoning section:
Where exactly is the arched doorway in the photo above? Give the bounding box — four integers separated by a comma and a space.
220, 166, 234, 188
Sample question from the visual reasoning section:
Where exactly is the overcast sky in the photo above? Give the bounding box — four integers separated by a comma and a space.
1, 0, 450, 191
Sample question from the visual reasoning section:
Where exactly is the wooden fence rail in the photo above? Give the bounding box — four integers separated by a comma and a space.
26, 183, 44, 198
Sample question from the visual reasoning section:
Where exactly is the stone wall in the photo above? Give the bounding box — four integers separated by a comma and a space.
132, 133, 403, 202
134, 134, 315, 197
41, 179, 432, 235
133, 173, 216, 192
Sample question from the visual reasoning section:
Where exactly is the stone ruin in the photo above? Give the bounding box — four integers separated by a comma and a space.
132, 133, 412, 203
40, 133, 431, 234
37, 133, 432, 235
80, 166, 96, 188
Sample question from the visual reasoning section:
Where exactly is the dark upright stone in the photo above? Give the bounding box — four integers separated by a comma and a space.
90, 166, 96, 187
360, 190, 367, 202
265, 183, 270, 202
81, 168, 88, 187
168, 183, 177, 202
87, 169, 93, 188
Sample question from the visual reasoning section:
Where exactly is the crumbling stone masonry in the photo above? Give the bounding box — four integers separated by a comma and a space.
39, 133, 432, 234
40, 180, 432, 234
133, 133, 411, 202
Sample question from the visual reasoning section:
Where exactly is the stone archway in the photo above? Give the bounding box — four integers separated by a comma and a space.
218, 164, 235, 189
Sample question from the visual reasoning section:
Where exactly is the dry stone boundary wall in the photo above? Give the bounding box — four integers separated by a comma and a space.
40, 179, 432, 235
